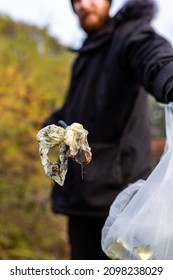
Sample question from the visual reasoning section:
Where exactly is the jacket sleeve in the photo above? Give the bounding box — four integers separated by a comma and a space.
42, 57, 78, 128
42, 106, 65, 127
42, 95, 70, 127
121, 20, 173, 103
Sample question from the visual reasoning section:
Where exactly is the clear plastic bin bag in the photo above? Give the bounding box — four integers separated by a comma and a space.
102, 102, 173, 260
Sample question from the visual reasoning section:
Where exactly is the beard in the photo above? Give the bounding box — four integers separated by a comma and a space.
78, 11, 109, 34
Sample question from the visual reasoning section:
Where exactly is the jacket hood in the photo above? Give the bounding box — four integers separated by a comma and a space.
119, 0, 157, 22
79, 0, 157, 53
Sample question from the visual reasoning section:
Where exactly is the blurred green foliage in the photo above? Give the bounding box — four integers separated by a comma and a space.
0, 15, 75, 259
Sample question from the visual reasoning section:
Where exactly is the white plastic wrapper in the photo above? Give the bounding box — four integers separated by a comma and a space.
36, 122, 92, 186
102, 102, 173, 260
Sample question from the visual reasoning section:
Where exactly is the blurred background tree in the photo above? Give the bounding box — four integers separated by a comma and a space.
0, 14, 74, 259
148, 96, 166, 167
0, 14, 166, 260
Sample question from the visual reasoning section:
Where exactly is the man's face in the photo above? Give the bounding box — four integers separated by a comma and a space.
72, 0, 110, 34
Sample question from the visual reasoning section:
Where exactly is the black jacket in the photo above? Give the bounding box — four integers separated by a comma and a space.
44, 0, 173, 216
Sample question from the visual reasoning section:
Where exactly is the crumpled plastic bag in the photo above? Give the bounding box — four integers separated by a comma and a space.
36, 122, 92, 186
102, 102, 173, 260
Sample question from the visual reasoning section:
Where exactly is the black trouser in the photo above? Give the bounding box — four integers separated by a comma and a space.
68, 215, 110, 260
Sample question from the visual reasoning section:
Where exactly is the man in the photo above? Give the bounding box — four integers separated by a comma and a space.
44, 0, 173, 259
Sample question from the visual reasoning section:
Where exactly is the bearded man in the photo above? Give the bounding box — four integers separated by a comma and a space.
44, 0, 173, 259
